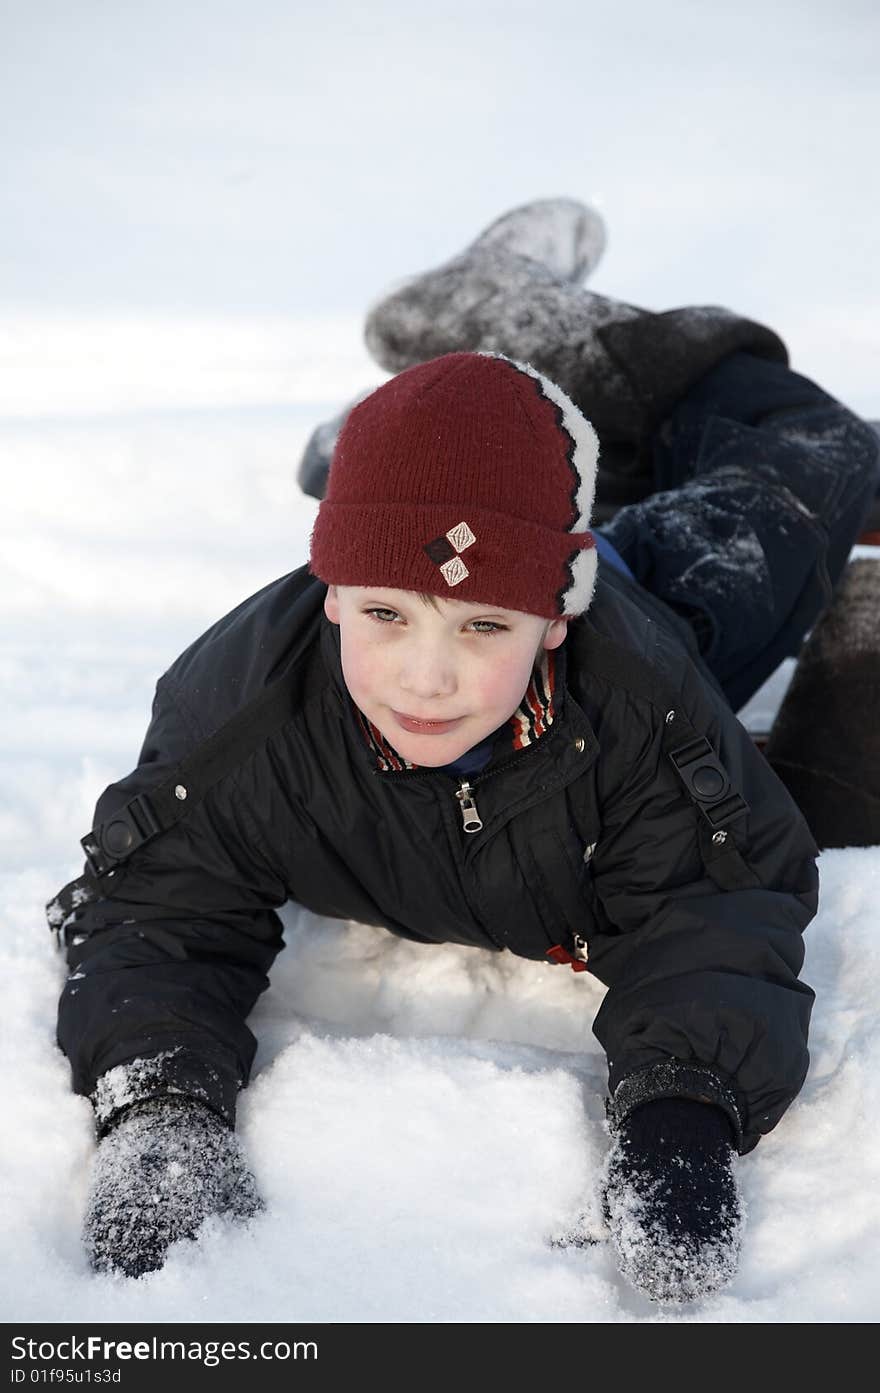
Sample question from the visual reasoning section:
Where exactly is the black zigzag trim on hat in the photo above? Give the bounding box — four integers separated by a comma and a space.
479, 352, 598, 617
524, 373, 582, 616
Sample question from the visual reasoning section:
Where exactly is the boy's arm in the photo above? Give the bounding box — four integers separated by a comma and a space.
57, 671, 291, 1136
585, 653, 819, 1156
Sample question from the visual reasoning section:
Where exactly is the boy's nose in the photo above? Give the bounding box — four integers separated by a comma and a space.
397, 645, 458, 700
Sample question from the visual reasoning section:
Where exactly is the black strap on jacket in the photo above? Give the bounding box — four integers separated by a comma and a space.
578, 628, 760, 892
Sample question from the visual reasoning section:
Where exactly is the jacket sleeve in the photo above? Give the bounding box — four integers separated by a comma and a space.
57, 672, 291, 1134
584, 652, 819, 1154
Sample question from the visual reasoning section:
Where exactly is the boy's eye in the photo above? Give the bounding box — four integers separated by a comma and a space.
364, 608, 401, 623
468, 620, 508, 636
362, 608, 509, 635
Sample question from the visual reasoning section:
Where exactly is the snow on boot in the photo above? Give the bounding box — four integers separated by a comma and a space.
603, 1099, 743, 1304
363, 200, 788, 449
765, 556, 880, 848
364, 233, 643, 437
83, 1096, 264, 1278
465, 196, 607, 284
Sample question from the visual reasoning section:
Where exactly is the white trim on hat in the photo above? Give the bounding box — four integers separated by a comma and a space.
481, 352, 600, 615
563, 544, 598, 617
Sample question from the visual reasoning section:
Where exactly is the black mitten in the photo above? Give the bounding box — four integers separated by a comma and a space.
603, 1098, 743, 1303
83, 1096, 263, 1277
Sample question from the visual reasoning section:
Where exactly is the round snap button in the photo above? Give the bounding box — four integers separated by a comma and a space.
692, 764, 725, 798
102, 819, 134, 856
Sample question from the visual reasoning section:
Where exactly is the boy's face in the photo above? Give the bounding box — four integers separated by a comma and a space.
324, 585, 568, 767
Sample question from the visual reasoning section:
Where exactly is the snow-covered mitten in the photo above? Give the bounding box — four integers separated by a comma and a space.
603, 1099, 743, 1304
83, 1096, 263, 1277
363, 197, 787, 450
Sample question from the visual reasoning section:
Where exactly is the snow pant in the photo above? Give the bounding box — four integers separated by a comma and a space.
599, 351, 880, 712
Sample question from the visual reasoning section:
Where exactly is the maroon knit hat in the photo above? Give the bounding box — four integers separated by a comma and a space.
308, 352, 599, 618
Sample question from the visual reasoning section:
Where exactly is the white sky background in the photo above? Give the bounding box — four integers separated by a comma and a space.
2, 0, 880, 1324
1, 0, 878, 415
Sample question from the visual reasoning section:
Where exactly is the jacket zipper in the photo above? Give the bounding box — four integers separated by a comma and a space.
376, 742, 555, 836
450, 734, 569, 834
452, 741, 547, 834
455, 781, 483, 834
373, 732, 588, 849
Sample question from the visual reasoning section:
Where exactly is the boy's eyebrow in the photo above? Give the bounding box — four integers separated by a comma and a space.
357, 592, 522, 621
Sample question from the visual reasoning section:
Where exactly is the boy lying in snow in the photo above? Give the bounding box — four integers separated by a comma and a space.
51, 200, 880, 1302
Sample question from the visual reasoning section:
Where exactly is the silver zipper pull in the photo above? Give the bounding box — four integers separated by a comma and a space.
455, 781, 483, 834
572, 934, 589, 964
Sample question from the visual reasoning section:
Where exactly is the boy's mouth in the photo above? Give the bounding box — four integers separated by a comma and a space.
392, 710, 465, 735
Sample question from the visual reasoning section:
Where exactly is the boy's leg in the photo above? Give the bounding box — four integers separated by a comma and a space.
763, 556, 880, 847
307, 199, 803, 535
299, 198, 609, 503
600, 351, 880, 711
365, 231, 789, 455
357, 196, 879, 710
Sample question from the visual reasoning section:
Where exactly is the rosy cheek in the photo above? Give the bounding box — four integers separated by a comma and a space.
473, 668, 501, 702
473, 655, 528, 711
340, 642, 379, 703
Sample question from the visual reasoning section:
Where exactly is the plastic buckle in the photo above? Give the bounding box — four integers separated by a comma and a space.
81, 793, 161, 877
668, 737, 750, 827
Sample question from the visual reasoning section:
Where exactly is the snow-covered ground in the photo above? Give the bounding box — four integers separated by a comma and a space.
2, 317, 878, 1323
2, 0, 879, 1327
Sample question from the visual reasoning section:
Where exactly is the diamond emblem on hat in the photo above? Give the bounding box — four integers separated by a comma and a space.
446, 521, 476, 552
440, 556, 469, 586
424, 520, 478, 588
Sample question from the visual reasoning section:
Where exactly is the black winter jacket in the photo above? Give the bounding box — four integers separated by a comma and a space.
56, 561, 819, 1154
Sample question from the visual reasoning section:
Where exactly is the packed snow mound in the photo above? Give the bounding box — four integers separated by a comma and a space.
3, 860, 879, 1322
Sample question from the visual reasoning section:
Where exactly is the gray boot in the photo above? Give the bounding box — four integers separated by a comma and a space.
363, 197, 635, 424
364, 199, 788, 448
461, 196, 607, 284
299, 204, 606, 501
